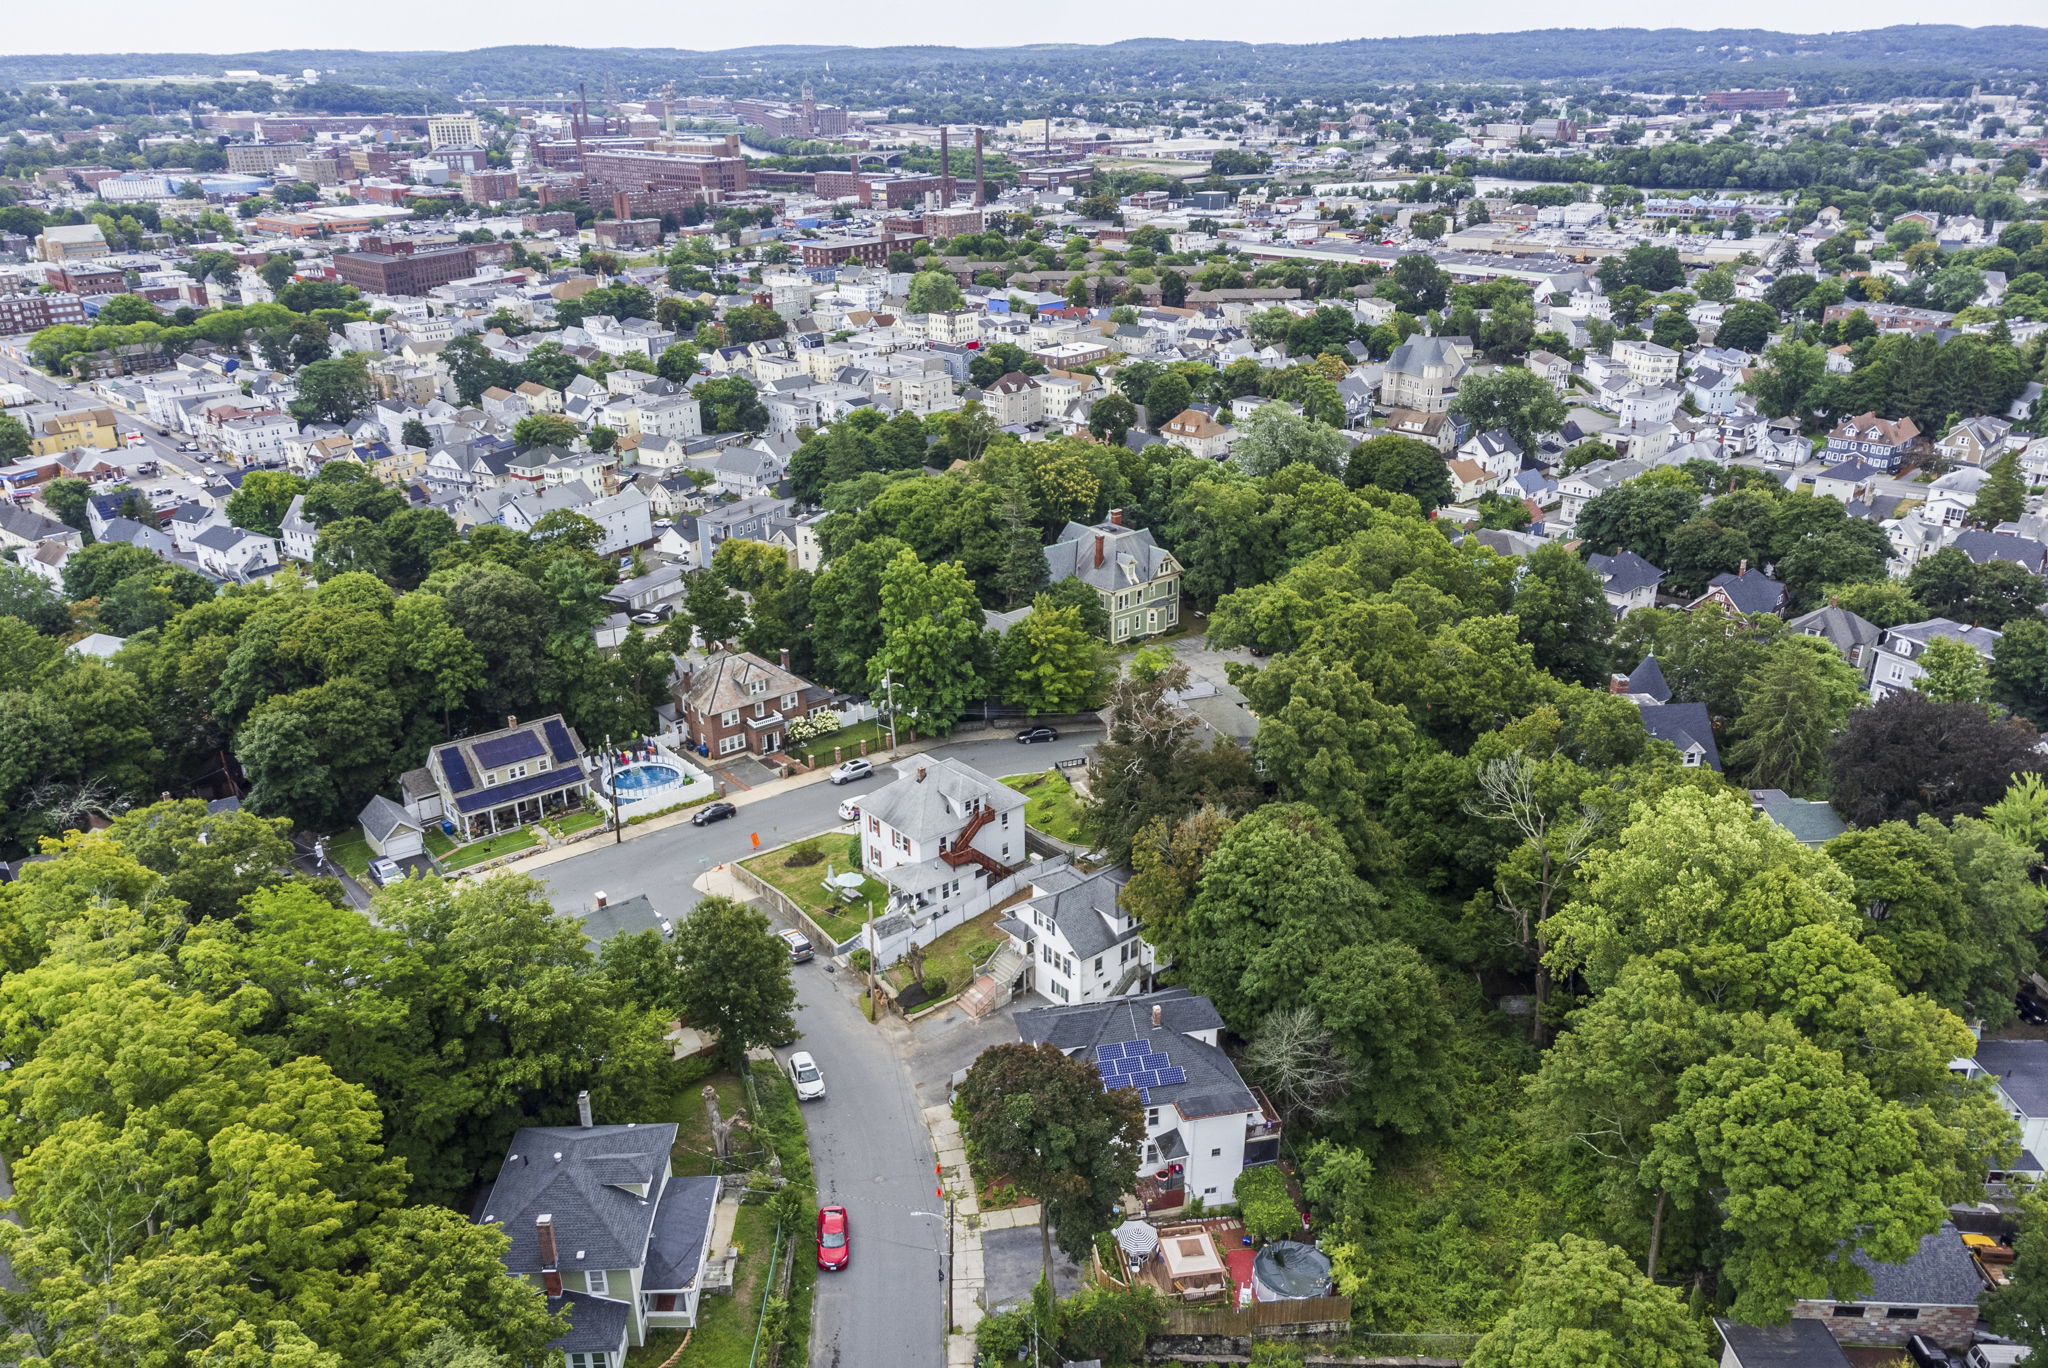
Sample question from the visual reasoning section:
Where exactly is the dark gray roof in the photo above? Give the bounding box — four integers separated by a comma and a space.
1637, 702, 1721, 771
1851, 1222, 1983, 1308
1015, 989, 1253, 1121
1973, 1039, 2048, 1116
546, 1291, 630, 1355
1703, 568, 1786, 616
643, 1174, 721, 1290
1587, 550, 1664, 597
1712, 1317, 1852, 1368
1954, 530, 2048, 569
570, 892, 668, 945
1027, 865, 1138, 960
479, 1122, 680, 1274
1044, 521, 1174, 593
1626, 655, 1671, 703
357, 794, 420, 843
1787, 604, 1881, 656
1385, 335, 1466, 377
1756, 796, 1850, 846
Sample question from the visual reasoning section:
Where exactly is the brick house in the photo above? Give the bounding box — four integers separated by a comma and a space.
1791, 1222, 1983, 1353
674, 649, 832, 760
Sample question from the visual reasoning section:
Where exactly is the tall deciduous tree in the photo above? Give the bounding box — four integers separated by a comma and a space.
671, 896, 797, 1069
1829, 691, 2044, 826
956, 1042, 1144, 1271
869, 549, 985, 734
997, 599, 1110, 716
1468, 1236, 1711, 1368
1510, 544, 1613, 686
1449, 366, 1568, 458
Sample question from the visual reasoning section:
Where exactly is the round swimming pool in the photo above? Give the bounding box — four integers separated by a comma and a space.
610, 763, 682, 793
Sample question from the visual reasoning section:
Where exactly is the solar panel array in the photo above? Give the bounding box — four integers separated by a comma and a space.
542, 718, 579, 763
437, 745, 475, 794
1092, 1038, 1187, 1104
473, 730, 544, 768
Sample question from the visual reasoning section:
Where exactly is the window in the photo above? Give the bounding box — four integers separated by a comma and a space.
721, 710, 740, 727
484, 771, 496, 785
1211, 1148, 1221, 1157
588, 1269, 609, 1296
782, 693, 796, 709
1147, 1108, 1159, 1127
750, 680, 766, 696
1884, 1308, 1920, 1320
1829, 1306, 1866, 1317
719, 734, 746, 756
1094, 957, 1103, 974
1202, 1187, 1217, 1196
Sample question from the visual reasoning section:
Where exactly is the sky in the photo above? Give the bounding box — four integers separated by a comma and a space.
7, 3, 2046, 54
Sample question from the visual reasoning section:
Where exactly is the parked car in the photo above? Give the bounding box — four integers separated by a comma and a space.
367, 857, 404, 887
828, 759, 874, 786
690, 801, 738, 827
1908, 1336, 1955, 1368
787, 1049, 825, 1100
816, 1205, 850, 1270
837, 799, 860, 822
630, 611, 662, 625
778, 929, 814, 963
1967, 1345, 2030, 1368
1015, 726, 1060, 744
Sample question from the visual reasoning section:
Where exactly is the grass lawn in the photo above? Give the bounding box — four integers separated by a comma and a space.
423, 827, 455, 858
796, 718, 888, 767
555, 808, 606, 835
440, 827, 539, 871
625, 1203, 780, 1368
741, 834, 884, 946
884, 907, 1006, 1002
324, 829, 373, 882
1001, 770, 1090, 846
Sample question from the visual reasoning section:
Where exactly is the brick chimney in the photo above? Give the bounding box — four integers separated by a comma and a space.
593, 891, 607, 909
1151, 1003, 1162, 1027
1094, 534, 1104, 569
1108, 508, 1125, 527
780, 648, 791, 669
1608, 674, 1628, 695
536, 1215, 561, 1295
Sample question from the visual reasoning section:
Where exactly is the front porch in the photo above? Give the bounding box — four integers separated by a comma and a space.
459, 785, 581, 840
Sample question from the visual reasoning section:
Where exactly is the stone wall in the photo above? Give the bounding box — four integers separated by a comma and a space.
1792, 1300, 1978, 1352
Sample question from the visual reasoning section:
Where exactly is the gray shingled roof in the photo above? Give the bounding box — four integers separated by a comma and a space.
1588, 550, 1665, 598
859, 757, 1023, 845
1044, 521, 1174, 594
1712, 1318, 1851, 1368
357, 794, 420, 843
1704, 569, 1786, 616
1385, 335, 1466, 377
1626, 655, 1671, 703
1787, 604, 1881, 658
1973, 1039, 2048, 1116
1026, 865, 1138, 960
568, 892, 668, 946
479, 1123, 680, 1273
1637, 701, 1721, 771
1851, 1222, 1984, 1307
547, 1290, 630, 1355
643, 1174, 721, 1290
1015, 989, 1253, 1121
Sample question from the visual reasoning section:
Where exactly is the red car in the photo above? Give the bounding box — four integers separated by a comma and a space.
817, 1205, 850, 1271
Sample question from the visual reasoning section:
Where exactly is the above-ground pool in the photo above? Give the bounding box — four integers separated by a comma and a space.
610, 763, 682, 793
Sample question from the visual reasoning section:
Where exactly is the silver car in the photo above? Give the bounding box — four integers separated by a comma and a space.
787, 1050, 825, 1101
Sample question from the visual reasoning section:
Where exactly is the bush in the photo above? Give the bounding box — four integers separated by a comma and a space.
923, 973, 949, 998
783, 838, 826, 867
1235, 1165, 1297, 1243
1058, 1284, 1162, 1366
848, 948, 872, 972
975, 1306, 1034, 1364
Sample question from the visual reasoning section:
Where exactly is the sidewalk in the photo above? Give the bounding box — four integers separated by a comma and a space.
928, 1102, 988, 1368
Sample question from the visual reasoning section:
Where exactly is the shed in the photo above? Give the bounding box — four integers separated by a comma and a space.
358, 794, 425, 859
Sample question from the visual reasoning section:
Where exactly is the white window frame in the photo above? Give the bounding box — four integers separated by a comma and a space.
588, 1268, 609, 1296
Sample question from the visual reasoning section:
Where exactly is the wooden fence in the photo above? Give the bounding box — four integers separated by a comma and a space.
1159, 1296, 1354, 1338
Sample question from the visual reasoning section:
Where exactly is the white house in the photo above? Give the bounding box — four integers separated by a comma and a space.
1015, 991, 1282, 1209
189, 525, 279, 581
1613, 338, 1680, 387
858, 757, 1033, 959
995, 865, 1155, 1008
278, 493, 318, 562
1867, 618, 2002, 702
219, 412, 299, 467
1957, 1040, 2048, 1182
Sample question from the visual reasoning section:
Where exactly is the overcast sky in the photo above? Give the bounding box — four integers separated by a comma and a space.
8, 3, 2043, 54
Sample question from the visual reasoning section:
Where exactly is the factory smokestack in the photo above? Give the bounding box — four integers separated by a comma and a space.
973, 127, 985, 207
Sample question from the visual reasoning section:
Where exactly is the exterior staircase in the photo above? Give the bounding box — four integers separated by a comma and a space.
961, 942, 1028, 1019
939, 804, 1010, 880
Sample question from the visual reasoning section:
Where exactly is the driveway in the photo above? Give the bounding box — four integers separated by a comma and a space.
534, 728, 1100, 1368
979, 1224, 1083, 1312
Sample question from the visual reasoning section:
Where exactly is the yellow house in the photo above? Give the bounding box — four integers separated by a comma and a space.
31, 407, 120, 456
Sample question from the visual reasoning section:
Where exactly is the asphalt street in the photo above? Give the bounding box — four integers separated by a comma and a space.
539, 729, 1096, 1368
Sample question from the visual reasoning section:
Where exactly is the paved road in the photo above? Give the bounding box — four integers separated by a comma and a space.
538, 729, 1096, 1368
0, 345, 227, 493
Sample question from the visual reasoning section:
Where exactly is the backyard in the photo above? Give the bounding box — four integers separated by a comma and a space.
740, 832, 886, 946
1000, 769, 1090, 846
883, 907, 1008, 1009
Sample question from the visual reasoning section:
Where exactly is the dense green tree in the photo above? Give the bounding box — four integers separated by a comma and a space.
869, 549, 985, 733
511, 412, 578, 447
1973, 450, 2028, 526
1087, 393, 1137, 445
1723, 635, 1865, 794
907, 269, 966, 313
1344, 433, 1452, 508
1713, 299, 1780, 353
956, 1042, 1144, 1269
671, 896, 797, 1069
1510, 544, 1613, 687
1829, 690, 2046, 827
1309, 940, 1453, 1138
225, 469, 309, 537
1230, 403, 1351, 479
1993, 617, 2048, 727
1142, 371, 1192, 425
1467, 1236, 1711, 1368
288, 354, 376, 425
1449, 366, 1568, 458
997, 599, 1111, 715
0, 412, 32, 462
1914, 634, 1992, 705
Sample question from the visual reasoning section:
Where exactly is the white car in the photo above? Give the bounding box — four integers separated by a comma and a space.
828, 758, 873, 786
838, 799, 860, 822
787, 1050, 825, 1101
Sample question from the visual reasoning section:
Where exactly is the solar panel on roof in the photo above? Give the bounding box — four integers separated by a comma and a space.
1128, 1070, 1157, 1089
1096, 1044, 1120, 1062
542, 718, 579, 763
1155, 1067, 1186, 1086
473, 731, 544, 767
437, 745, 475, 794
1135, 1087, 1150, 1105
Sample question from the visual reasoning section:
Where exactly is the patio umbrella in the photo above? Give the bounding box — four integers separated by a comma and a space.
1114, 1220, 1160, 1259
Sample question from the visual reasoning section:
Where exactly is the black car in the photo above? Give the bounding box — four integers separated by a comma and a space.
1906, 1335, 1954, 1368
1016, 726, 1060, 744
691, 801, 738, 827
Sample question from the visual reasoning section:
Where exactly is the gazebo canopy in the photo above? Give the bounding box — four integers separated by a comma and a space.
1114, 1219, 1160, 1258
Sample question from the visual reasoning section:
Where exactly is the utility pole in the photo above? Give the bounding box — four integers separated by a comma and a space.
882, 669, 900, 751
602, 733, 622, 843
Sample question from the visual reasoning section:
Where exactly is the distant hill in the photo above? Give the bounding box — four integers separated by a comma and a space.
3, 28, 2044, 103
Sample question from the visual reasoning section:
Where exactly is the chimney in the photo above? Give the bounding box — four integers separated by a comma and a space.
725, 134, 739, 157
594, 891, 607, 909
536, 1214, 561, 1295
1737, 559, 1748, 576
780, 648, 791, 669
1151, 1004, 1162, 1027
973, 128, 985, 207
916, 766, 927, 783
576, 1090, 593, 1129
1608, 674, 1628, 695
1094, 534, 1105, 569
506, 714, 518, 730
1108, 508, 1125, 527
940, 126, 950, 202
849, 153, 860, 177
